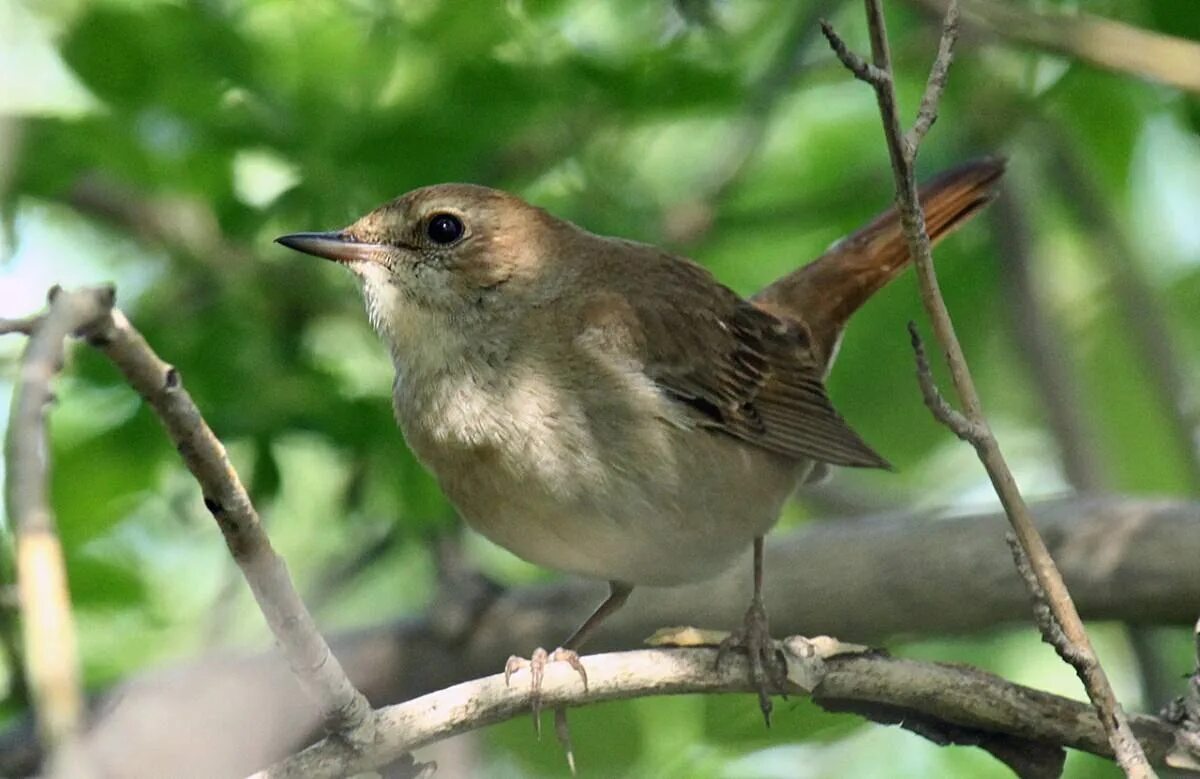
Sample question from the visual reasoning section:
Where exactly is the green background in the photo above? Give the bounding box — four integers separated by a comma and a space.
2, 0, 1199, 776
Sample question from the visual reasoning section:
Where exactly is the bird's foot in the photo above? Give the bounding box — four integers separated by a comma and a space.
504, 647, 588, 736
716, 598, 785, 726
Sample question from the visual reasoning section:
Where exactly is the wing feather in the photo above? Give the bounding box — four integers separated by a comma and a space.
584, 244, 890, 469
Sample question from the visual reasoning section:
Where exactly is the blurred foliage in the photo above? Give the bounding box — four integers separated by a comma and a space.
1, 0, 1199, 775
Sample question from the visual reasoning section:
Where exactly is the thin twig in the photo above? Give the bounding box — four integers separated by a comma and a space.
905, 0, 959, 156
820, 20, 889, 87
1005, 533, 1085, 664
255, 644, 1187, 779
4, 288, 109, 777
907, 322, 982, 440
823, 1, 1154, 775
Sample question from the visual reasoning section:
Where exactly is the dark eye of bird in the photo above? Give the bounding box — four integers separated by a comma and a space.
426, 213, 464, 245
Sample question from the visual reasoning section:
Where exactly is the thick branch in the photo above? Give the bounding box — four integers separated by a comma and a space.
824, 1, 1153, 774
261, 644, 1190, 779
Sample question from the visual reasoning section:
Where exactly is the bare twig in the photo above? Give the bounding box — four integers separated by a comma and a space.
822, 1, 1154, 775
820, 20, 889, 87
256, 644, 1190, 779
1005, 534, 1084, 665
4, 287, 109, 776
1163, 620, 1200, 758
907, 322, 982, 440
908, 0, 1200, 95
906, 0, 959, 154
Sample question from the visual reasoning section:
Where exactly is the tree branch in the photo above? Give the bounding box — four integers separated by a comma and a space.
822, 1, 1154, 774
4, 288, 104, 777
260, 641, 1194, 779
907, 321, 983, 440
4, 288, 1192, 779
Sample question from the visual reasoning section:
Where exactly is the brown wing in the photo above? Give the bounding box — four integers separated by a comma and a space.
591, 245, 890, 469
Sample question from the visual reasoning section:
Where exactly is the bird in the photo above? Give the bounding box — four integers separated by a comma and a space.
277, 157, 1005, 720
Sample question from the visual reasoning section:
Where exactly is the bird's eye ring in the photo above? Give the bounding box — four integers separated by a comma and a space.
426, 213, 464, 245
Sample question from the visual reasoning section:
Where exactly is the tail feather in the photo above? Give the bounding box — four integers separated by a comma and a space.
752, 157, 1006, 369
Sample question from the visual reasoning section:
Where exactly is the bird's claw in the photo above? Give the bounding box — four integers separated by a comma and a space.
504, 647, 588, 737
716, 598, 785, 726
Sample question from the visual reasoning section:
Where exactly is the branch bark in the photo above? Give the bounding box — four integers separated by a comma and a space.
257, 642, 1194, 779
822, 1, 1153, 774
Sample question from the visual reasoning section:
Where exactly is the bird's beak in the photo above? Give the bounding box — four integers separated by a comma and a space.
275, 231, 390, 265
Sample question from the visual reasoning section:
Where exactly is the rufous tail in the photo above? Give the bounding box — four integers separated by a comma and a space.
752, 157, 1006, 369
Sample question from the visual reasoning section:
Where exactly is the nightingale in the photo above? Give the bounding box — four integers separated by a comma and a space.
277, 157, 1004, 719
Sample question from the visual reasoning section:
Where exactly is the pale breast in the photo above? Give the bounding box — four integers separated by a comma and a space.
394, 341, 806, 585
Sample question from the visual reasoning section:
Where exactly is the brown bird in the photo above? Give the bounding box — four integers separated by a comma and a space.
277, 157, 1004, 719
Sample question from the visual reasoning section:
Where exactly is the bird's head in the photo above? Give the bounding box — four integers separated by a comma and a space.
278, 184, 573, 362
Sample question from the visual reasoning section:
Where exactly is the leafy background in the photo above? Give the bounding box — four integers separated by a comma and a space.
1, 0, 1199, 776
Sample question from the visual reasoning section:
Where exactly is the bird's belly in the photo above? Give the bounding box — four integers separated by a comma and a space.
434, 433, 806, 586
465, 502, 761, 585
396, 356, 808, 586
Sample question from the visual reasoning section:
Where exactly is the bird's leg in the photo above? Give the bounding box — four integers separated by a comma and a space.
562, 580, 634, 652
504, 581, 634, 733
717, 537, 783, 725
